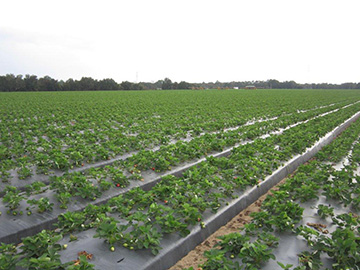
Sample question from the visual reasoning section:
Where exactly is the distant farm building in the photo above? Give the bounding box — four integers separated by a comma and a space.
245, 85, 257, 90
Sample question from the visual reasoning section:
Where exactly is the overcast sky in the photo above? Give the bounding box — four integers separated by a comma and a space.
1, 0, 359, 84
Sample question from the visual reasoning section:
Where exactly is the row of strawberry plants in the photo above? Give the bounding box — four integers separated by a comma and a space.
0, 102, 330, 188
35, 103, 360, 268
0, 103, 358, 269
3, 100, 354, 188
0, 90, 294, 174
2, 102, 358, 216
0, 116, 298, 214
1, 90, 357, 180
0, 100, 347, 183
189, 121, 360, 270
315, 120, 360, 164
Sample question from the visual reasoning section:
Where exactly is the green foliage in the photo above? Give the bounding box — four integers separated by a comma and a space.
17, 230, 63, 269
0, 243, 19, 270
316, 204, 334, 219
1, 90, 360, 269
2, 186, 25, 211
201, 249, 240, 270
27, 198, 54, 213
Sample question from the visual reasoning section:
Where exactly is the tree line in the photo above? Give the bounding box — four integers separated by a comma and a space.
0, 74, 359, 92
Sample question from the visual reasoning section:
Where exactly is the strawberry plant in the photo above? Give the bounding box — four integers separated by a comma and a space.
123, 224, 162, 255
316, 204, 334, 219
237, 241, 276, 268
108, 168, 129, 187
55, 192, 72, 209
94, 219, 124, 246
155, 212, 190, 236
98, 179, 112, 191
17, 230, 63, 269
17, 165, 33, 180
0, 168, 11, 183
297, 251, 322, 270
200, 249, 240, 270
179, 203, 202, 225
27, 198, 54, 213
56, 211, 87, 233
277, 262, 295, 270
2, 186, 25, 211
21, 251, 63, 270
24, 181, 46, 196
215, 232, 250, 254
0, 243, 19, 270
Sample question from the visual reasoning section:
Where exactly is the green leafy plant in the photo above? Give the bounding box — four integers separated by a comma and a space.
216, 232, 250, 254
277, 262, 294, 270
25, 181, 46, 196
2, 186, 25, 211
17, 165, 33, 180
316, 204, 334, 219
200, 249, 240, 270
17, 230, 63, 269
238, 241, 276, 268
55, 192, 72, 209
0, 243, 19, 270
27, 197, 54, 213
94, 219, 123, 246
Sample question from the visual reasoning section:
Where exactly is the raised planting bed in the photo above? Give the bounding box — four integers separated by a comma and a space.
188, 119, 360, 270
1, 90, 357, 182
1, 104, 359, 269
0, 100, 351, 192
0, 103, 358, 246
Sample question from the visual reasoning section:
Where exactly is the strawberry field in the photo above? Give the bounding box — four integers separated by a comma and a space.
1, 89, 360, 270
188, 110, 360, 270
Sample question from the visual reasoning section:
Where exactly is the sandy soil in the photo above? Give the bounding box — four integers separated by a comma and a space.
169, 178, 287, 270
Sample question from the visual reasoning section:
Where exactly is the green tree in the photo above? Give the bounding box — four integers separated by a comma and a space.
162, 78, 172, 90
120, 81, 133, 90
24, 74, 38, 91
177, 81, 191, 89
98, 78, 119, 90
36, 76, 60, 91
78, 77, 97, 90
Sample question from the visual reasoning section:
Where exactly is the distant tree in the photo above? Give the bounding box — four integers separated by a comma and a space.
120, 81, 133, 90
62, 78, 78, 91
133, 83, 144, 90
177, 81, 192, 89
162, 78, 172, 90
0, 74, 16, 91
98, 78, 119, 90
1, 73, 360, 92
14, 75, 25, 91
282, 80, 301, 89
78, 77, 97, 90
267, 79, 281, 89
172, 82, 178, 89
24, 74, 38, 91
154, 80, 164, 89
0, 76, 7, 92
340, 83, 357, 89
36, 76, 60, 91
0, 74, 25, 91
